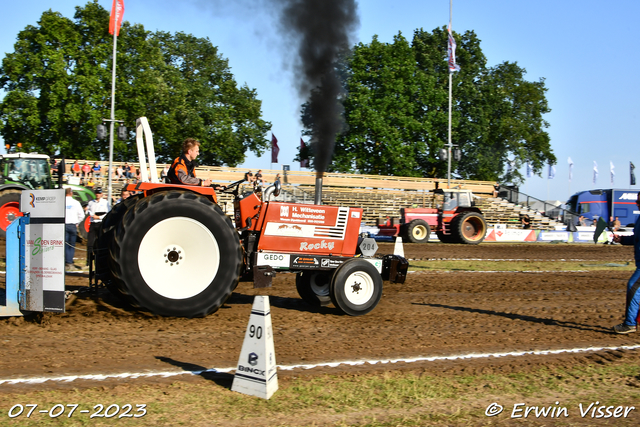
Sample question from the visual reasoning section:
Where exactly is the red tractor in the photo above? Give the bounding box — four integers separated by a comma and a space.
377, 189, 487, 245
94, 118, 408, 318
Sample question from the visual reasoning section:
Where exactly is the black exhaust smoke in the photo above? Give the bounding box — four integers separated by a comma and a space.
277, 0, 359, 176
277, 0, 359, 206
199, 0, 359, 184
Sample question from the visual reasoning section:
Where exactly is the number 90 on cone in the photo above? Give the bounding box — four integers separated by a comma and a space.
231, 296, 278, 399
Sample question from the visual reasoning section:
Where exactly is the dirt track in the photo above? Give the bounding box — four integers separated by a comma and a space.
1, 242, 639, 392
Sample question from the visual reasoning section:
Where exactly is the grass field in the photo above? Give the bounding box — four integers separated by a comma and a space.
1, 362, 639, 426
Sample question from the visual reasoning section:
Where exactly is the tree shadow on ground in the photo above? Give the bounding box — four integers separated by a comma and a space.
414, 302, 612, 333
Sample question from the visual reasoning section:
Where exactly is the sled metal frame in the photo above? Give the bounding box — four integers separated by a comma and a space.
0, 217, 27, 316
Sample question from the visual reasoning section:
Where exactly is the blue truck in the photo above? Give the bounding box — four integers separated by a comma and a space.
566, 189, 639, 227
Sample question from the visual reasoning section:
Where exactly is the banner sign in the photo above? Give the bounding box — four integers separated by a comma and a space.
19, 189, 65, 312
24, 223, 65, 312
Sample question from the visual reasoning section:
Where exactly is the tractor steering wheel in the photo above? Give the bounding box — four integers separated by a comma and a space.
220, 178, 246, 197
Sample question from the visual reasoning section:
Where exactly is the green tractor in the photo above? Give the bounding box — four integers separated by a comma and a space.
0, 153, 96, 237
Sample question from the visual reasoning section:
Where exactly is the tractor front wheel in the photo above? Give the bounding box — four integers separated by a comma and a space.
109, 190, 242, 317
405, 219, 430, 243
296, 271, 332, 307
330, 259, 383, 316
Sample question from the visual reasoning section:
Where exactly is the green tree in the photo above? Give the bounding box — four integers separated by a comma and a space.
301, 27, 555, 182
0, 1, 271, 165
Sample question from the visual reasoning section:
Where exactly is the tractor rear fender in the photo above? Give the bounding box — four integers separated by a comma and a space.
126, 181, 218, 204
456, 207, 483, 215
0, 183, 28, 192
440, 206, 483, 225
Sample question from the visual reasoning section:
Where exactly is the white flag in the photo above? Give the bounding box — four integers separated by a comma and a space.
447, 24, 460, 73
548, 164, 555, 179
568, 157, 574, 182
593, 161, 598, 184
526, 163, 533, 178
610, 161, 615, 185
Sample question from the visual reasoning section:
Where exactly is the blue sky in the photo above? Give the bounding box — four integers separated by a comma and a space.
1, 0, 639, 203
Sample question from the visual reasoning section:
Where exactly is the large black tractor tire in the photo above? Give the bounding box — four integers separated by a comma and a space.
100, 194, 143, 235
451, 212, 487, 245
436, 230, 459, 244
405, 219, 431, 243
105, 191, 243, 317
330, 259, 383, 316
0, 190, 22, 237
296, 271, 332, 307
95, 195, 143, 306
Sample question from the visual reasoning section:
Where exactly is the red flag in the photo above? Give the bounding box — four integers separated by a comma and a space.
109, 0, 125, 36
271, 134, 279, 163
300, 138, 309, 168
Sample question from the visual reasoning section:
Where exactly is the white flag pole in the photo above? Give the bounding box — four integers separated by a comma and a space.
447, 0, 453, 188
108, 29, 117, 207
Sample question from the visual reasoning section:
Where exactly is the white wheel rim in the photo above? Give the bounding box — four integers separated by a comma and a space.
342, 271, 375, 305
413, 225, 427, 239
310, 273, 330, 296
138, 217, 220, 299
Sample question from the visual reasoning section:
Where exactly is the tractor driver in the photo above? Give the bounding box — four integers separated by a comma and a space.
167, 138, 226, 190
167, 138, 212, 187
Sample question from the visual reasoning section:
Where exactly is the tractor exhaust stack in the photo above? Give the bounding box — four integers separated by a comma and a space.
314, 176, 323, 205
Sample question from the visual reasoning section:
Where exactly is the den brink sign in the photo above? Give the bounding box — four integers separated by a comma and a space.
20, 189, 66, 312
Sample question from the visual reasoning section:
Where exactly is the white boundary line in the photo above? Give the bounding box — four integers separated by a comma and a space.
1, 344, 639, 386
409, 270, 592, 274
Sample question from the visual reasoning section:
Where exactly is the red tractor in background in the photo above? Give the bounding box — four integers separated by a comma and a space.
377, 188, 487, 245
94, 118, 408, 318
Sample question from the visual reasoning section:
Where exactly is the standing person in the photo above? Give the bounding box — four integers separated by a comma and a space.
167, 138, 212, 187
85, 187, 110, 267
255, 170, 263, 186
65, 187, 85, 271
612, 193, 640, 334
